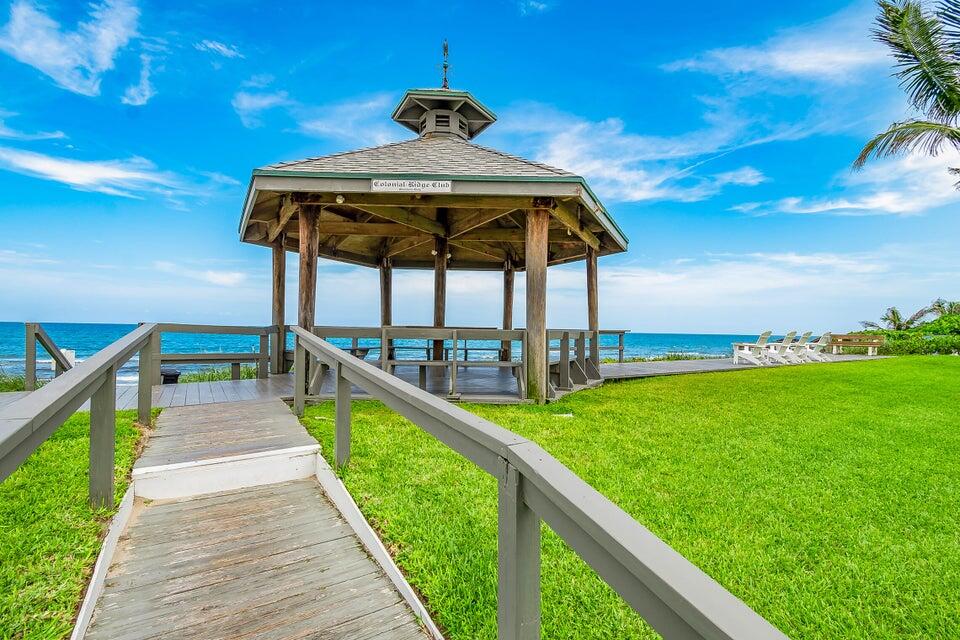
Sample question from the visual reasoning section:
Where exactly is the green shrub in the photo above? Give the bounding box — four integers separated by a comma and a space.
917, 313, 960, 336
879, 335, 960, 355
177, 365, 259, 382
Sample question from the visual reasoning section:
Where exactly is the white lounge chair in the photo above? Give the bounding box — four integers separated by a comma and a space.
764, 331, 797, 364
801, 333, 832, 362
784, 331, 812, 364
732, 331, 773, 365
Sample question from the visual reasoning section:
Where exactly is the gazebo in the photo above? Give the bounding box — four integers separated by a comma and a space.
238, 86, 628, 403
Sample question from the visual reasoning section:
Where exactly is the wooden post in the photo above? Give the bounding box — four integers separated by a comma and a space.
24, 323, 37, 391
335, 361, 351, 468
502, 261, 514, 361
298, 208, 317, 330
433, 235, 448, 361
150, 331, 162, 386
525, 210, 549, 404
586, 245, 599, 365
380, 257, 393, 360
89, 367, 117, 509
497, 462, 541, 639
271, 239, 286, 374
231, 362, 241, 380
137, 331, 154, 426
298, 207, 317, 393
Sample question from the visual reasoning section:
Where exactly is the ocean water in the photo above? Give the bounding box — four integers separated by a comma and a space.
0, 322, 757, 384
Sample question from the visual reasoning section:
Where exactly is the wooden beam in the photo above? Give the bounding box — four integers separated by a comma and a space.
350, 204, 444, 235
551, 201, 600, 250
448, 208, 515, 237
450, 240, 509, 262
380, 258, 392, 327
502, 260, 514, 360
295, 192, 546, 210
587, 245, 599, 364
271, 238, 286, 374
268, 197, 299, 243
526, 209, 550, 404
298, 208, 318, 329
317, 222, 423, 237
433, 235, 448, 361
457, 228, 589, 243
384, 235, 433, 258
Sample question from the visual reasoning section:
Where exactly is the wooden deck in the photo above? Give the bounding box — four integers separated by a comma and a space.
84, 399, 429, 640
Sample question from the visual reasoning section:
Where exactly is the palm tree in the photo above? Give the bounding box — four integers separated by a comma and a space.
853, 1, 960, 182
861, 305, 931, 330
930, 297, 960, 316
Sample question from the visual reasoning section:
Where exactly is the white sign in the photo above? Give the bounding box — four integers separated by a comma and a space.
371, 179, 452, 193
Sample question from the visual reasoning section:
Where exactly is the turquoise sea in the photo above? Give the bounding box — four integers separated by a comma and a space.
0, 322, 758, 384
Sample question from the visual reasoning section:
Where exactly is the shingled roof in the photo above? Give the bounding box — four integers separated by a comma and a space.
259, 135, 576, 180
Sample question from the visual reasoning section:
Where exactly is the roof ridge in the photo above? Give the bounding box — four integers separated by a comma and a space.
262, 138, 420, 170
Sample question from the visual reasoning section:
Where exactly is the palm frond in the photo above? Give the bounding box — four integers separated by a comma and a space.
861, 320, 883, 329
937, 0, 960, 41
906, 305, 932, 326
853, 119, 960, 168
875, 1, 960, 119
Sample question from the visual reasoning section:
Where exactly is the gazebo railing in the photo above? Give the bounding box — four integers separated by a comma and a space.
153, 323, 274, 382
291, 326, 786, 640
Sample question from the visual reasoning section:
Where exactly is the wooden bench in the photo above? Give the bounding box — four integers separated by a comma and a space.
829, 334, 885, 356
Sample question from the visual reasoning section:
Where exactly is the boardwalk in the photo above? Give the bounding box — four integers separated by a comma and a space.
82, 398, 430, 640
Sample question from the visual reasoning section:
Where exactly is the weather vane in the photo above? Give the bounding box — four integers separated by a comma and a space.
441, 39, 450, 90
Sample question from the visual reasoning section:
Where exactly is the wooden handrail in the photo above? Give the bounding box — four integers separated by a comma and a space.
0, 323, 158, 507
291, 327, 785, 640
24, 322, 73, 390
152, 323, 273, 381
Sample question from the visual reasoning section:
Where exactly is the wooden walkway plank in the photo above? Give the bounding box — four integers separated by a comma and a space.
85, 479, 429, 640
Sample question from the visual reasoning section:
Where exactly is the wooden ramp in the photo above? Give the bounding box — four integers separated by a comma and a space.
82, 399, 430, 640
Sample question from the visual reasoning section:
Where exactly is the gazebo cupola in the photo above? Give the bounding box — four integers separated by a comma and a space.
391, 89, 497, 140
239, 81, 628, 403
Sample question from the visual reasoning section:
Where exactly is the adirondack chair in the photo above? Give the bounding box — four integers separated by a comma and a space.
801, 333, 833, 362
784, 331, 812, 364
732, 331, 773, 365
764, 331, 797, 364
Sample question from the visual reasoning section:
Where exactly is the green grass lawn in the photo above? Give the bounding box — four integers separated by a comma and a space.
0, 410, 147, 638
301, 356, 960, 639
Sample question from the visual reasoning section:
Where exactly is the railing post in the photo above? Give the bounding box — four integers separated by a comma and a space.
335, 361, 351, 468
137, 331, 154, 426
381, 327, 390, 371
271, 325, 284, 375
258, 333, 269, 379
559, 331, 571, 390
24, 322, 37, 391
497, 460, 540, 640
618, 332, 625, 363
590, 330, 600, 366
150, 331, 162, 386
293, 337, 305, 416
89, 366, 117, 509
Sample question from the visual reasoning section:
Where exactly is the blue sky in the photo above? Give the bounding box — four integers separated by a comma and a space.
0, 0, 956, 333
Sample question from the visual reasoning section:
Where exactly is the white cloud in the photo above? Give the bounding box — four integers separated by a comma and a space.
0, 109, 64, 140
495, 102, 770, 203
241, 74, 274, 89
121, 53, 154, 106
0, 0, 139, 96
0, 248, 58, 265
297, 93, 402, 146
664, 5, 882, 83
154, 260, 247, 286
231, 90, 290, 128
519, 1, 549, 15
733, 152, 960, 216
195, 39, 243, 59
0, 146, 236, 204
